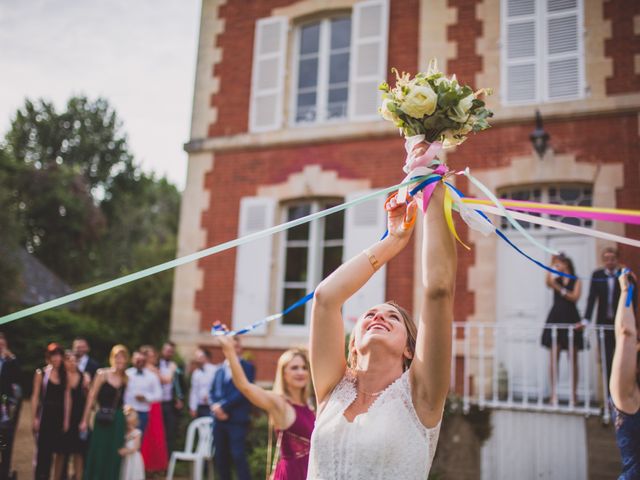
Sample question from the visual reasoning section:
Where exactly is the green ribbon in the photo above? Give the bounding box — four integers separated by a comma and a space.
0, 176, 428, 325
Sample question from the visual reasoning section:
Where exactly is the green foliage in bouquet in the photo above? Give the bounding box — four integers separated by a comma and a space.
379, 59, 493, 147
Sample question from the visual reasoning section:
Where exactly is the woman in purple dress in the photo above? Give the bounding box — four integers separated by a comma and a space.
215, 324, 315, 480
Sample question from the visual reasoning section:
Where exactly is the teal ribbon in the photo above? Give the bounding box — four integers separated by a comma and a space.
0, 176, 430, 325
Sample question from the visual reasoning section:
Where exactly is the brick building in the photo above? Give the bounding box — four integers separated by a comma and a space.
171, 0, 638, 476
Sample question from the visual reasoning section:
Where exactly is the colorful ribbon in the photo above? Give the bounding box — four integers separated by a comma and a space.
463, 168, 560, 256
462, 198, 640, 225
0, 176, 431, 325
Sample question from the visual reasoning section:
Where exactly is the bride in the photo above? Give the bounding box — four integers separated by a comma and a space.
308, 176, 455, 479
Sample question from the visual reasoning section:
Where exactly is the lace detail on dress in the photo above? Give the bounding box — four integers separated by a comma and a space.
308, 370, 441, 480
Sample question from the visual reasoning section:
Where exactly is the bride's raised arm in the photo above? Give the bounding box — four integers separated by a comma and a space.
311, 197, 417, 405
411, 183, 457, 428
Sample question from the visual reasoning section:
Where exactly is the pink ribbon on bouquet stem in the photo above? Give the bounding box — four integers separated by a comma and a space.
398, 137, 444, 205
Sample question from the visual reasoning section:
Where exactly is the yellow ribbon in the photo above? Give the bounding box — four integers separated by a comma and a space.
444, 185, 471, 250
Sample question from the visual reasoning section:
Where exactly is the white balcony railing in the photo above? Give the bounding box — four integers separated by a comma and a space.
452, 322, 614, 422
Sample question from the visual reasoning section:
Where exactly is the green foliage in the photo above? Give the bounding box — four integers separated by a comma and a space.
0, 95, 181, 392
247, 411, 270, 479
0, 96, 137, 285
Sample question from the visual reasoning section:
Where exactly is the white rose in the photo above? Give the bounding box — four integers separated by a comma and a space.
399, 85, 438, 119
379, 98, 399, 122
448, 95, 474, 123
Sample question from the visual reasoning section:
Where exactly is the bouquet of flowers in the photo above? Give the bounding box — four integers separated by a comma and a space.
379, 59, 493, 148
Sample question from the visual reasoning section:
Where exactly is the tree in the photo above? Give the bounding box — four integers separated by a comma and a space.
0, 96, 136, 284
0, 95, 181, 359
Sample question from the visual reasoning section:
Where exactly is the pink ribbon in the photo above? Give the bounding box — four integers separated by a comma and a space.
398, 139, 444, 205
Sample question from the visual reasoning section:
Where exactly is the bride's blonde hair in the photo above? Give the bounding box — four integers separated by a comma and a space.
347, 301, 417, 372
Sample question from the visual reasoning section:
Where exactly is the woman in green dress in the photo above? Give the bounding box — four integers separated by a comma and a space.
80, 345, 129, 480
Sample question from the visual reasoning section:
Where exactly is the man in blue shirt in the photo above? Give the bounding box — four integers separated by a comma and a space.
209, 337, 255, 480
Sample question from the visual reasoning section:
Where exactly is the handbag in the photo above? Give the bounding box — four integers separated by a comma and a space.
95, 383, 122, 425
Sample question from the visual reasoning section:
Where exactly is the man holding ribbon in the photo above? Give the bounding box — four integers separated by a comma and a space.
584, 247, 638, 389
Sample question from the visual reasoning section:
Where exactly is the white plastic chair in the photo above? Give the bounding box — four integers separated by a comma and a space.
167, 416, 214, 480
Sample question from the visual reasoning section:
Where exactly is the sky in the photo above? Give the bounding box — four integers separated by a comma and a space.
0, 0, 201, 190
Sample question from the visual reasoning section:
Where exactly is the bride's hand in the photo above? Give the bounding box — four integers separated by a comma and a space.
386, 195, 417, 243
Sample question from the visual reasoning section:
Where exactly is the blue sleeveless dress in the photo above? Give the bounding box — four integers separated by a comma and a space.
612, 401, 640, 479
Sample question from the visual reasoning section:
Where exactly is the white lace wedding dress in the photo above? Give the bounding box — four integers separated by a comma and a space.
307, 370, 441, 479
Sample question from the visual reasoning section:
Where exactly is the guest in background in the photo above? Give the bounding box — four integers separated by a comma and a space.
158, 341, 184, 453
540, 253, 583, 404
32, 343, 66, 480
584, 247, 638, 386
210, 336, 254, 480
80, 345, 128, 480
189, 348, 218, 419
73, 338, 99, 380
0, 333, 20, 480
216, 326, 314, 480
54, 351, 90, 480
138, 345, 168, 473
124, 351, 161, 435
609, 271, 640, 479
119, 406, 145, 480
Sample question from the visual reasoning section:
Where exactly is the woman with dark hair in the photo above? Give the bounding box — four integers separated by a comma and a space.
31, 343, 67, 479
540, 253, 583, 404
53, 350, 90, 479
610, 270, 640, 479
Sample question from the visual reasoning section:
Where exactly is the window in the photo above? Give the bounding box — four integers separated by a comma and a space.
293, 17, 352, 124
499, 184, 592, 230
280, 200, 344, 327
501, 0, 584, 104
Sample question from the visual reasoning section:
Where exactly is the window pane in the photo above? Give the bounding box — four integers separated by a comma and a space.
322, 246, 343, 278
329, 52, 350, 84
328, 88, 348, 119
298, 58, 319, 89
324, 208, 344, 240
331, 17, 351, 49
300, 23, 320, 55
285, 247, 308, 282
282, 288, 307, 325
287, 204, 311, 240
296, 102, 317, 123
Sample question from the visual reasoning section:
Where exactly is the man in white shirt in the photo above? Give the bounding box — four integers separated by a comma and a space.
159, 341, 185, 453
125, 351, 162, 434
189, 348, 218, 418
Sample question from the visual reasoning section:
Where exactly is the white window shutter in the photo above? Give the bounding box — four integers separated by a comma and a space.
232, 197, 277, 335
503, 0, 537, 104
342, 191, 387, 324
545, 0, 582, 100
348, 0, 389, 121
249, 17, 288, 132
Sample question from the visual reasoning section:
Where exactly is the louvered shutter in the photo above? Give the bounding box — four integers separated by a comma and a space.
232, 197, 277, 335
503, 0, 538, 103
545, 0, 582, 100
249, 17, 288, 132
348, 0, 389, 120
342, 191, 387, 324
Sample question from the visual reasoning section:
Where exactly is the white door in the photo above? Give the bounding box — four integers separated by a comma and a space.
496, 185, 597, 403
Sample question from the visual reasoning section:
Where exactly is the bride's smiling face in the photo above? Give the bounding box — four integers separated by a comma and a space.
351, 303, 411, 364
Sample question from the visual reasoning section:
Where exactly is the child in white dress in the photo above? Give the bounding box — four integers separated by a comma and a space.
119, 406, 145, 480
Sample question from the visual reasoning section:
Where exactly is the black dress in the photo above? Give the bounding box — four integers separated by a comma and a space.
35, 373, 65, 479
541, 277, 584, 351
58, 374, 87, 454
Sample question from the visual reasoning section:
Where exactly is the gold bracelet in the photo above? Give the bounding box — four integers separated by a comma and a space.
363, 248, 380, 271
